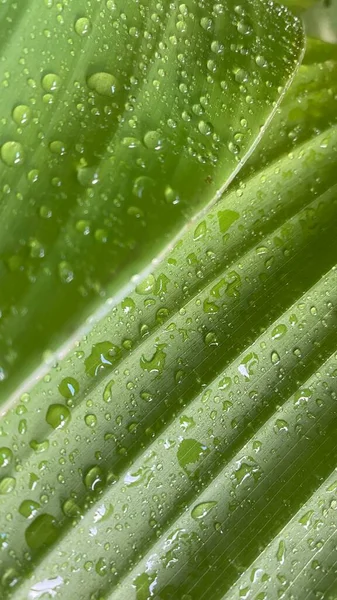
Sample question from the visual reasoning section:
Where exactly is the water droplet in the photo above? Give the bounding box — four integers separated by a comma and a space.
87, 72, 119, 97
1, 141, 25, 166
234, 68, 248, 83
143, 130, 163, 150
136, 274, 156, 295
25, 514, 59, 550
85, 341, 120, 377
238, 352, 259, 379
84, 466, 105, 492
233, 456, 262, 486
140, 345, 166, 375
46, 404, 71, 429
58, 377, 79, 399
0, 447, 13, 468
177, 438, 209, 475
194, 221, 207, 241
164, 185, 180, 204
74, 16, 92, 36
41, 73, 61, 92
255, 55, 268, 68
191, 501, 217, 520
49, 140, 66, 155
200, 17, 213, 31
271, 324, 287, 340
271, 350, 280, 364
85, 414, 97, 428
62, 497, 81, 518
274, 419, 289, 433
198, 120, 213, 136
19, 499, 41, 519
0, 477, 16, 495
58, 261, 74, 284
12, 104, 32, 126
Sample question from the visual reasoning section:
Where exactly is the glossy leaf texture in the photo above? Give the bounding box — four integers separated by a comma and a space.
0, 0, 303, 396
0, 35, 337, 599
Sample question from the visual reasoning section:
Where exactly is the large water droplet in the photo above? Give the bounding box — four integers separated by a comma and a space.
0, 476, 16, 495
41, 73, 61, 92
74, 17, 92, 36
25, 514, 59, 550
0, 447, 13, 468
46, 404, 71, 429
143, 130, 163, 150
12, 104, 32, 126
1, 141, 25, 166
87, 72, 119, 96
191, 501, 217, 520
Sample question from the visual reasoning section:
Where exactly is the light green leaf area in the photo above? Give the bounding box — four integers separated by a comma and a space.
1, 33, 337, 599
0, 0, 303, 395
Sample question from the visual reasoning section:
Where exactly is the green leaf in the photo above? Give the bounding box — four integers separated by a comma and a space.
0, 0, 303, 396
1, 32, 337, 599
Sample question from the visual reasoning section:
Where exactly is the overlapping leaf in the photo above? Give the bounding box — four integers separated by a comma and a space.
0, 0, 303, 396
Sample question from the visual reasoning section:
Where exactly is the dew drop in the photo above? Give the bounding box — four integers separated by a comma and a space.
1, 141, 25, 167
143, 130, 163, 150
85, 414, 97, 428
74, 17, 92, 36
84, 466, 105, 492
191, 501, 217, 520
25, 514, 59, 550
19, 499, 41, 519
0, 477, 16, 495
0, 447, 13, 468
87, 72, 119, 97
58, 377, 79, 399
271, 324, 287, 340
46, 404, 71, 429
12, 104, 32, 126
198, 120, 213, 136
49, 140, 66, 155
41, 73, 61, 93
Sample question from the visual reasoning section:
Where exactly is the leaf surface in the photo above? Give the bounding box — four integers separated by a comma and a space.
1, 39, 337, 599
